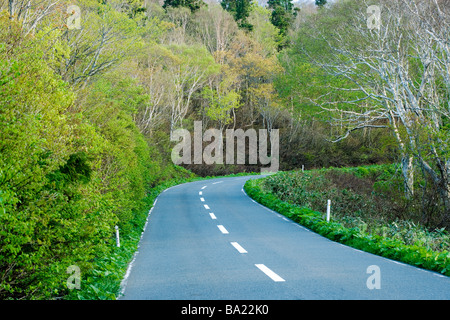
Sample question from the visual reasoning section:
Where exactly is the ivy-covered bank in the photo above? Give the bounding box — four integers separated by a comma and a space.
243, 169, 450, 277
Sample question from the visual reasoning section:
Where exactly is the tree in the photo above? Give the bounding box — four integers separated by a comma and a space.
315, 0, 327, 7
193, 3, 239, 56
163, 0, 205, 12
268, 0, 293, 12
57, 0, 146, 88
220, 0, 253, 31
201, 85, 241, 131
0, 15, 119, 298
248, 5, 283, 57
2, 0, 65, 35
133, 45, 171, 135
267, 0, 294, 41
296, 0, 450, 226
158, 44, 220, 135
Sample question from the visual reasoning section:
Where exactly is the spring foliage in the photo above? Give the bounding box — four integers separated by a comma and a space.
0, 6, 185, 298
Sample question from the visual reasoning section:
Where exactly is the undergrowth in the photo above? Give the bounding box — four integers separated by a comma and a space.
244, 165, 450, 276
64, 169, 259, 300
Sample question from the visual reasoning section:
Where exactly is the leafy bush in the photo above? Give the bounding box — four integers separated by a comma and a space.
261, 164, 450, 252
0, 16, 193, 299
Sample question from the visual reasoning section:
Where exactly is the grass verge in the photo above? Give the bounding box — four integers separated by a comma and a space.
243, 173, 450, 277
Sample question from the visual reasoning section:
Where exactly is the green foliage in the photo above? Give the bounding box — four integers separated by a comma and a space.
47, 152, 93, 188
0, 17, 97, 299
315, 0, 327, 7
0, 6, 188, 298
248, 5, 283, 56
201, 86, 241, 126
163, 0, 205, 12
268, 0, 293, 12
221, 0, 254, 31
259, 164, 450, 251
267, 0, 295, 41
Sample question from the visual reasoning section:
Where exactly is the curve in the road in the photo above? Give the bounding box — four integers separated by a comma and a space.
119, 176, 450, 300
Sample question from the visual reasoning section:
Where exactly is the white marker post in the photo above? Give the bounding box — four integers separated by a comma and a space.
326, 199, 331, 222
115, 225, 120, 247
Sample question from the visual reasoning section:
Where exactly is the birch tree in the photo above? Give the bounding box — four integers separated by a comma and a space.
165, 44, 220, 135
1, 0, 65, 35
298, 0, 450, 225
58, 0, 143, 87
134, 45, 172, 135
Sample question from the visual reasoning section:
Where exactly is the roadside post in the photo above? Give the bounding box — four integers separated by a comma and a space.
326, 199, 331, 222
115, 225, 120, 248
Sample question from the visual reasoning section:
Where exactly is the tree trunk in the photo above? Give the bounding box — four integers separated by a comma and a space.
401, 155, 414, 199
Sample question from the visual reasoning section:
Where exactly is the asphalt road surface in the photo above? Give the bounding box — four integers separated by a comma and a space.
119, 176, 450, 300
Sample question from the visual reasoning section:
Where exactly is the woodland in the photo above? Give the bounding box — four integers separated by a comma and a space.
0, 0, 449, 298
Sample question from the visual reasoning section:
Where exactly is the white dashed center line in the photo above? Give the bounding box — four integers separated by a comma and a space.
255, 264, 285, 282
217, 225, 229, 234
231, 242, 247, 254
197, 184, 287, 284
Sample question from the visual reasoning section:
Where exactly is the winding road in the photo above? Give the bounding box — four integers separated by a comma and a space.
119, 176, 450, 300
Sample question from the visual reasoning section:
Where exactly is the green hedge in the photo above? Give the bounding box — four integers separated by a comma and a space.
244, 178, 450, 277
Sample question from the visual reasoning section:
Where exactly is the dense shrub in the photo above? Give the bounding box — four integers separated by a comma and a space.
0, 17, 192, 299
261, 164, 449, 251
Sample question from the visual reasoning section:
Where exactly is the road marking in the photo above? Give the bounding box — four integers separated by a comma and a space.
231, 242, 247, 254
199, 191, 202, 195
296, 225, 310, 232
200, 197, 205, 202
204, 204, 210, 210
212, 181, 223, 184
209, 213, 217, 220
201, 186, 207, 190
255, 264, 285, 282
217, 225, 229, 234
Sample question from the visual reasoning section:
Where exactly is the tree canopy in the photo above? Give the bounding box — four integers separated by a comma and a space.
163, 0, 205, 12
221, 0, 254, 31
